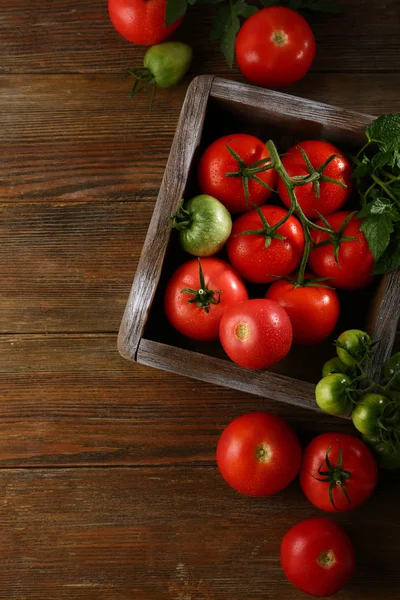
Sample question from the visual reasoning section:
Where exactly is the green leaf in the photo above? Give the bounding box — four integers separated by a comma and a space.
238, 4, 258, 17
373, 224, 400, 274
352, 155, 373, 178
210, 0, 257, 67
360, 213, 394, 262
261, 0, 279, 6
366, 114, 400, 168
358, 197, 399, 220
165, 0, 189, 27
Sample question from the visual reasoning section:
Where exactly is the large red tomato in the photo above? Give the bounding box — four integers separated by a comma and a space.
219, 298, 292, 370
309, 211, 375, 290
216, 412, 302, 497
281, 517, 355, 597
300, 433, 378, 512
278, 141, 353, 219
227, 205, 305, 284
265, 274, 340, 346
235, 7, 316, 88
198, 134, 277, 213
164, 258, 248, 342
108, 0, 183, 46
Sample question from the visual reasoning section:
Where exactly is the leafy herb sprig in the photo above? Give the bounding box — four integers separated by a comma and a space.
352, 114, 400, 274
166, 0, 344, 67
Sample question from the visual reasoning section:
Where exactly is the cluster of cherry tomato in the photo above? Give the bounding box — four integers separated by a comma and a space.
216, 411, 378, 596
165, 131, 374, 372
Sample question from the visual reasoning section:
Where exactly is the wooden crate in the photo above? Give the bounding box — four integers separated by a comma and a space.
118, 75, 400, 413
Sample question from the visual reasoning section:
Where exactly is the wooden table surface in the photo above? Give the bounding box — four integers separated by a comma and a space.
1, 1, 399, 598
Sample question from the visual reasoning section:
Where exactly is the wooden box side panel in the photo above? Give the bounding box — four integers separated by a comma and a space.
118, 75, 214, 361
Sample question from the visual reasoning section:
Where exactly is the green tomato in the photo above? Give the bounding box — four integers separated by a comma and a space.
144, 42, 192, 89
363, 435, 400, 470
315, 374, 353, 416
383, 352, 400, 390
322, 357, 350, 378
352, 393, 390, 436
336, 329, 371, 366
170, 195, 232, 257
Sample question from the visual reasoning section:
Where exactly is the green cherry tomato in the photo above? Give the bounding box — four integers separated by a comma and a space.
363, 435, 400, 470
352, 393, 390, 436
144, 41, 192, 88
336, 329, 371, 366
322, 357, 351, 378
383, 352, 400, 390
170, 195, 232, 257
315, 374, 353, 416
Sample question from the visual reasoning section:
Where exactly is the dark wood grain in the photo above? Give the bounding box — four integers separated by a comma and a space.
0, 466, 397, 600
0, 0, 399, 74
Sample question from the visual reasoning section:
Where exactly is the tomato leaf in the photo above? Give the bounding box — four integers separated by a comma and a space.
165, 0, 190, 27
358, 197, 400, 221
359, 213, 394, 262
210, 0, 258, 67
366, 114, 400, 168
372, 224, 400, 274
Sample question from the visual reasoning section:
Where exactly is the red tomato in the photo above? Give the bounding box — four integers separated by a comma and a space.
108, 0, 183, 46
281, 517, 355, 597
309, 211, 374, 290
164, 258, 248, 342
197, 134, 277, 213
265, 274, 340, 346
235, 7, 316, 88
300, 433, 378, 513
278, 141, 353, 219
216, 412, 302, 497
227, 205, 305, 284
219, 298, 292, 370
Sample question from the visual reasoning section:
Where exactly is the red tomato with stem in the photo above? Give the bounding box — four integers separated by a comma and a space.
278, 141, 353, 219
235, 7, 316, 88
227, 205, 305, 284
309, 211, 375, 290
265, 274, 340, 346
164, 258, 248, 342
198, 134, 277, 213
281, 517, 355, 597
219, 298, 292, 370
300, 433, 378, 512
108, 0, 183, 46
216, 412, 302, 497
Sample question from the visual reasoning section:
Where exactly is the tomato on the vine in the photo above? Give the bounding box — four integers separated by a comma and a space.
219, 299, 292, 370
235, 7, 316, 88
383, 352, 400, 390
197, 134, 277, 213
322, 357, 351, 378
315, 374, 353, 416
164, 258, 248, 342
336, 329, 372, 367
281, 517, 355, 597
216, 412, 302, 497
309, 211, 375, 290
265, 275, 340, 346
352, 393, 391, 436
227, 205, 305, 284
108, 0, 183, 46
300, 433, 378, 513
278, 141, 353, 219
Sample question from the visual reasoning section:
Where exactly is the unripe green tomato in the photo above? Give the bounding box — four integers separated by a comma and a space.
383, 352, 400, 390
352, 393, 390, 436
322, 357, 350, 378
144, 41, 192, 88
315, 374, 353, 416
336, 329, 371, 366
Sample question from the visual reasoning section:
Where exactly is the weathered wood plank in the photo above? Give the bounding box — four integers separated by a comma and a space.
0, 467, 397, 599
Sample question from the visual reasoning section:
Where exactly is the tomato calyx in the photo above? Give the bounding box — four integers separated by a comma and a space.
313, 211, 359, 263
180, 259, 221, 313
169, 200, 192, 231
293, 146, 347, 201
224, 144, 274, 206
127, 67, 157, 105
237, 203, 287, 248
272, 274, 334, 290
312, 441, 352, 510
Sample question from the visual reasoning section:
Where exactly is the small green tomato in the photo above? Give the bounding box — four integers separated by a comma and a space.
315, 373, 353, 416
336, 329, 371, 367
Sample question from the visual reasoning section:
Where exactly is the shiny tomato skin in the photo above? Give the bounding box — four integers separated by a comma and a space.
300, 433, 378, 513
219, 298, 292, 370
197, 134, 277, 213
309, 211, 375, 290
164, 258, 248, 342
108, 0, 183, 46
227, 205, 305, 284
281, 517, 355, 597
235, 7, 316, 88
266, 274, 340, 346
279, 141, 353, 219
216, 412, 302, 497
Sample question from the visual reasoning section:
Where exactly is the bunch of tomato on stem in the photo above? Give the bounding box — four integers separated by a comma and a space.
166, 131, 373, 370
217, 411, 378, 596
